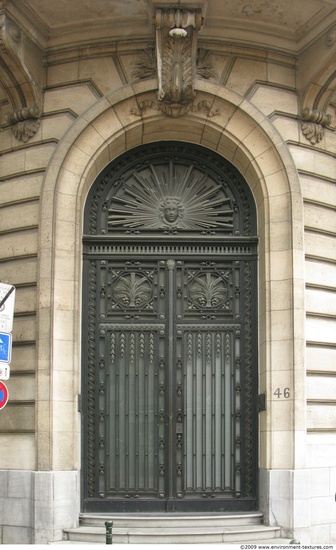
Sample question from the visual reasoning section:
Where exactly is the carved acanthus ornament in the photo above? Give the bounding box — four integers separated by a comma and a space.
0, 13, 42, 141
301, 107, 333, 145
132, 7, 217, 118
155, 8, 202, 104
6, 104, 41, 142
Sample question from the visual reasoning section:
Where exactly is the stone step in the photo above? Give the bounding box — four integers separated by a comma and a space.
79, 511, 264, 528
64, 515, 282, 544
53, 539, 294, 546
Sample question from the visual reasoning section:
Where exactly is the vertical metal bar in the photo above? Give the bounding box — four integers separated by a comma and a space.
144, 333, 148, 491
215, 333, 222, 490
166, 259, 175, 500
109, 334, 115, 492
130, 332, 136, 490
119, 332, 126, 490
116, 333, 124, 489
135, 332, 139, 492
205, 332, 212, 491
186, 332, 192, 492
184, 333, 189, 492
125, 333, 129, 492
224, 332, 232, 488
221, 335, 225, 490
202, 332, 206, 491
211, 333, 216, 492
115, 333, 120, 490
158, 329, 165, 496
231, 333, 235, 491
141, 332, 145, 492
100, 334, 106, 497
148, 330, 154, 492
235, 332, 241, 494
192, 333, 197, 491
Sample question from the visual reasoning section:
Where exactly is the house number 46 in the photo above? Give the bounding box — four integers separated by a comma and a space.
274, 388, 290, 398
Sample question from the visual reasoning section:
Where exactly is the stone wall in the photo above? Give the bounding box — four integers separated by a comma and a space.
0, 470, 79, 544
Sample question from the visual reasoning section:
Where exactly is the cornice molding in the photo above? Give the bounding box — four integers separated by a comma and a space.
3, 0, 336, 56
43, 39, 296, 70
0, 0, 48, 49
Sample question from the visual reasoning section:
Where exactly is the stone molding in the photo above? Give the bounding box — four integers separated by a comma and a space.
301, 107, 333, 145
130, 97, 220, 118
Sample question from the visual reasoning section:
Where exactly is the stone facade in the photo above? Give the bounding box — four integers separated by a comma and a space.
0, 0, 335, 544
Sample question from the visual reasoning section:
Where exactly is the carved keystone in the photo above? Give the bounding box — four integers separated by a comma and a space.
153, 7, 204, 117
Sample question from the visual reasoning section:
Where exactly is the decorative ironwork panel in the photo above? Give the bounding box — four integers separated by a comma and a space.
102, 327, 165, 499
179, 329, 241, 498
84, 142, 256, 238
175, 260, 240, 321
107, 161, 234, 232
98, 259, 166, 321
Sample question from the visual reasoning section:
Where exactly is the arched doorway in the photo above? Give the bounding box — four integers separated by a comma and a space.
82, 142, 258, 512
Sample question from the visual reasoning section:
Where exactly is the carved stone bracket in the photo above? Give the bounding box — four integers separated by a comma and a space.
6, 104, 41, 142
301, 107, 333, 145
154, 7, 204, 117
0, 13, 43, 140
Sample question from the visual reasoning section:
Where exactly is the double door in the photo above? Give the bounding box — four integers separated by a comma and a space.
83, 253, 257, 512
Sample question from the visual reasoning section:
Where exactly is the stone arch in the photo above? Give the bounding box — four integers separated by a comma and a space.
37, 81, 305, 495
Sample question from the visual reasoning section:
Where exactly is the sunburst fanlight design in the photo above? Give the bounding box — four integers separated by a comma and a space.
108, 161, 234, 231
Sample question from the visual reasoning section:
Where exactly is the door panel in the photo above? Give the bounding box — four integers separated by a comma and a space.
83, 255, 256, 511
105, 327, 165, 500
180, 328, 240, 499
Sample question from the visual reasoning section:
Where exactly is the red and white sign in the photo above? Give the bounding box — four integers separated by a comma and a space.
0, 381, 9, 410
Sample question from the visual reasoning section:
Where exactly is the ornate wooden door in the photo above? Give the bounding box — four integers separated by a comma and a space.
82, 143, 258, 512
